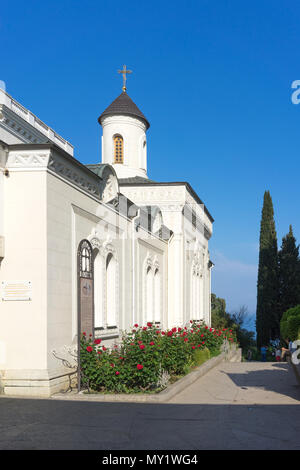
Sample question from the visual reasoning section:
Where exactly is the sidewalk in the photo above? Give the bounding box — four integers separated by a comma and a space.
170, 361, 300, 405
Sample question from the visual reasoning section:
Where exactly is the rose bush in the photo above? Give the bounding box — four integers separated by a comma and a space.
80, 321, 237, 393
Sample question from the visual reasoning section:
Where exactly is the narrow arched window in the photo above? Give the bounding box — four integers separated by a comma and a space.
154, 269, 161, 323
106, 253, 117, 326
93, 249, 104, 329
114, 135, 123, 164
146, 266, 153, 322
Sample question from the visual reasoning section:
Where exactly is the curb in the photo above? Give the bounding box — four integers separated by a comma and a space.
288, 357, 300, 386
52, 348, 238, 403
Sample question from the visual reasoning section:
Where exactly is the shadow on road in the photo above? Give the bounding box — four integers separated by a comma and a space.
222, 362, 300, 402
0, 395, 300, 450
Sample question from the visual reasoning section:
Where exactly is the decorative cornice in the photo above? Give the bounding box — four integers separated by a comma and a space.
101, 114, 147, 132
6, 146, 101, 200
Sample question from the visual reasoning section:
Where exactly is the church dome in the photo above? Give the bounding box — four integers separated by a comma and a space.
98, 91, 150, 129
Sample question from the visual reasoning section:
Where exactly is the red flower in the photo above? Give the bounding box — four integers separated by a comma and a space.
178, 327, 182, 332
97, 351, 102, 354
139, 344, 145, 350
89, 334, 92, 337
184, 338, 188, 342
205, 326, 208, 329
147, 322, 152, 327
110, 363, 115, 367
172, 327, 177, 332
115, 371, 120, 376
167, 331, 173, 337
190, 320, 193, 324
94, 338, 101, 344
149, 341, 155, 346
201, 334, 204, 337
161, 331, 165, 335
102, 346, 107, 351
156, 330, 160, 334
132, 329, 136, 333
137, 364, 143, 370
143, 327, 147, 331
82, 332, 86, 336
86, 346, 93, 352
134, 324, 139, 328
192, 346, 196, 349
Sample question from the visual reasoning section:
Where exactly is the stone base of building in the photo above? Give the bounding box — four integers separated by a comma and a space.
1, 368, 77, 398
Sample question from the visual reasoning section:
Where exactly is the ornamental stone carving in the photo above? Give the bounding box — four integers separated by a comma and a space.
7, 148, 101, 200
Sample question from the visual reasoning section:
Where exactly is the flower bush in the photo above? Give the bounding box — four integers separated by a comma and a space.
80, 321, 237, 393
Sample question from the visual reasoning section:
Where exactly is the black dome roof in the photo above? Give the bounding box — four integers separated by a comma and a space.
98, 91, 150, 129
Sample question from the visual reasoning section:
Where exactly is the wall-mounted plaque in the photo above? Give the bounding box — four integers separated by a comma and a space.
1, 281, 32, 301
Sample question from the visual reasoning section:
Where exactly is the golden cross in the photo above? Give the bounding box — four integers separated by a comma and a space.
118, 64, 132, 92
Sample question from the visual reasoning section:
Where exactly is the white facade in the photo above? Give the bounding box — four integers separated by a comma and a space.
0, 87, 213, 397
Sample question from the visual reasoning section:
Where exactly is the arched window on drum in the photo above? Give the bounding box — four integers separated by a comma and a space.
113, 135, 123, 164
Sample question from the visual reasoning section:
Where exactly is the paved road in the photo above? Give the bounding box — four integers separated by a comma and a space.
0, 362, 299, 450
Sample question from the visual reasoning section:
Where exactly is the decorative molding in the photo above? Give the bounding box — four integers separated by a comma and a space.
100, 173, 119, 203
101, 114, 146, 132
8, 152, 51, 168
121, 185, 212, 240
7, 148, 101, 200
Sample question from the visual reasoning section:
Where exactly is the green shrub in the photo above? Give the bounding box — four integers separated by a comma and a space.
193, 347, 210, 366
79, 321, 237, 393
280, 305, 300, 341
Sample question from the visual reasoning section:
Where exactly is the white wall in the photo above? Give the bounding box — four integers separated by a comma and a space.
0, 170, 48, 396
101, 115, 148, 179
120, 183, 213, 327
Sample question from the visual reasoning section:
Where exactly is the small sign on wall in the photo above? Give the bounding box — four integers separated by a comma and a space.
1, 281, 32, 301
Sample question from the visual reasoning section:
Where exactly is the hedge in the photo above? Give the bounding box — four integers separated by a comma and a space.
280, 305, 300, 341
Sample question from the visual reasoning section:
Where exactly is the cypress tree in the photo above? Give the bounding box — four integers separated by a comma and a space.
256, 191, 279, 347
278, 225, 300, 320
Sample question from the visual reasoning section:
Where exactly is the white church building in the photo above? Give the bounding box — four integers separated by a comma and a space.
0, 77, 214, 397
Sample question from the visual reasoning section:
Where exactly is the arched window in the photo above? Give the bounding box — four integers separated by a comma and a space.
191, 268, 196, 318
106, 253, 117, 326
199, 275, 204, 320
78, 240, 93, 279
191, 264, 200, 320
77, 239, 94, 338
146, 266, 153, 322
154, 268, 161, 323
114, 135, 123, 164
93, 249, 104, 328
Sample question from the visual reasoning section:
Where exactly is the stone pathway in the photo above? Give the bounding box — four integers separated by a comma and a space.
0, 361, 299, 449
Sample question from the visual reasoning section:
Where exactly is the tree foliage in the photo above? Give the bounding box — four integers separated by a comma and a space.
211, 295, 255, 351
278, 225, 300, 322
256, 190, 279, 347
280, 305, 300, 341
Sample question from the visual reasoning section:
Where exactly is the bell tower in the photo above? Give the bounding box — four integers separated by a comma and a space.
98, 66, 150, 179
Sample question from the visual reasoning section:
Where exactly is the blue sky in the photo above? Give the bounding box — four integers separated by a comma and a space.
1, 0, 300, 326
